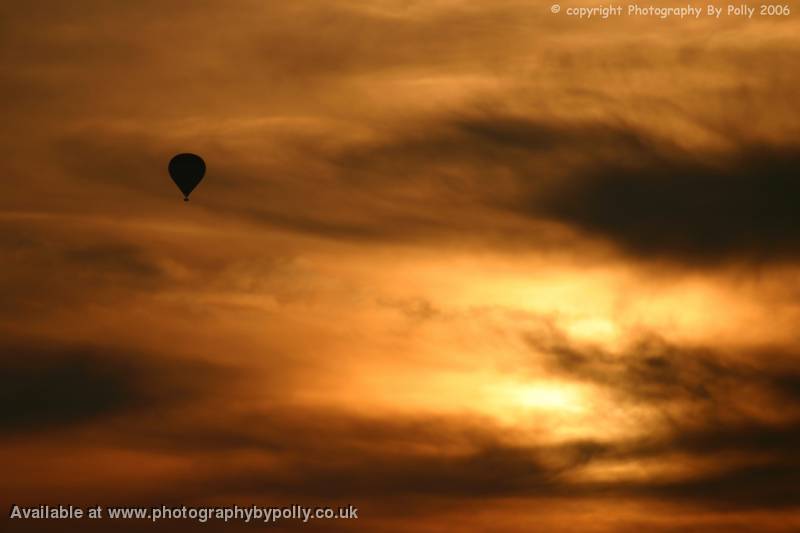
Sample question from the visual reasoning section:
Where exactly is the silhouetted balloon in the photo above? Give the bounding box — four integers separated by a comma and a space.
168, 153, 205, 201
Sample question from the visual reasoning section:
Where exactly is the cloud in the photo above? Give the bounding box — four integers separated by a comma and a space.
76, 400, 800, 510
0, 339, 237, 434
593, 420, 800, 509
314, 112, 800, 265
105, 410, 587, 508
513, 327, 800, 509
526, 327, 800, 408
0, 218, 169, 320
3, 1, 800, 531
529, 143, 800, 265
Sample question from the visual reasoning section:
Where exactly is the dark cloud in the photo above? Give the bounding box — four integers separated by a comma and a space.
451, 115, 652, 156
0, 220, 168, 319
378, 297, 441, 322
0, 340, 236, 434
656, 421, 800, 458
0, 345, 141, 432
526, 329, 800, 409
530, 144, 800, 264
515, 329, 800, 508
211, 444, 554, 501
62, 243, 162, 279
322, 113, 800, 264
592, 420, 800, 509
434, 114, 800, 265
2, 342, 798, 516
527, 332, 722, 403
45, 110, 800, 269
0, 220, 165, 284
123, 413, 581, 508
629, 462, 800, 510
84, 402, 800, 510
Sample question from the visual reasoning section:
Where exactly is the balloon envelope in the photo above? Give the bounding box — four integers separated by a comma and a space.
168, 153, 205, 201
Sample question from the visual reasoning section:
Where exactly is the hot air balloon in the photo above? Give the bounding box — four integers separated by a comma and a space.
168, 153, 205, 201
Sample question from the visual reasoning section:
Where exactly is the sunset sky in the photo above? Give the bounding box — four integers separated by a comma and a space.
2, 1, 800, 531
